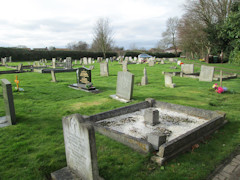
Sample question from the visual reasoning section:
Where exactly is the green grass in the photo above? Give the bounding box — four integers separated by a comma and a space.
0, 61, 240, 180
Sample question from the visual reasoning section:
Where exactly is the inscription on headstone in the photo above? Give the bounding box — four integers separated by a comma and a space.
51, 114, 100, 180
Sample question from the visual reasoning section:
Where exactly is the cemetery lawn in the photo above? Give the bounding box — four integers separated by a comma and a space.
0, 61, 240, 180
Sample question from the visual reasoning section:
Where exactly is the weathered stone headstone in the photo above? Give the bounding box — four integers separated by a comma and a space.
51, 70, 57, 82
181, 64, 194, 74
52, 58, 56, 69
144, 109, 159, 126
0, 79, 16, 127
17, 64, 23, 72
65, 57, 72, 69
149, 60, 155, 67
83, 57, 88, 65
161, 60, 165, 64
9, 56, 12, 62
141, 67, 148, 85
165, 74, 175, 88
2, 57, 6, 65
106, 58, 109, 63
80, 59, 83, 65
199, 65, 215, 82
51, 114, 101, 180
110, 71, 134, 102
100, 62, 109, 76
89, 66, 94, 70
122, 60, 128, 72
88, 58, 92, 64
147, 132, 166, 150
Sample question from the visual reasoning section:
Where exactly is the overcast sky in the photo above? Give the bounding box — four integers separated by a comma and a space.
0, 0, 186, 50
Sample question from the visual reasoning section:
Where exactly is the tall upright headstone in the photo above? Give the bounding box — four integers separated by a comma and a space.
181, 64, 194, 74
51, 114, 101, 180
199, 65, 215, 82
110, 71, 134, 102
65, 57, 72, 69
83, 57, 88, 65
52, 58, 56, 69
88, 58, 92, 64
0, 79, 16, 127
141, 67, 148, 85
100, 62, 109, 76
9, 56, 12, 62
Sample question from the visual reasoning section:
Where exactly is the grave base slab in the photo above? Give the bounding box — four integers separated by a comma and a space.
68, 84, 100, 94
110, 94, 132, 103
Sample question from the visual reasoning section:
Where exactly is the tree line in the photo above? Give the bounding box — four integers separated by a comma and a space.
158, 0, 239, 64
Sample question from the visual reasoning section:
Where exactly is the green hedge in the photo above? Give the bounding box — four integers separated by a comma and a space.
0, 47, 117, 61
124, 51, 180, 58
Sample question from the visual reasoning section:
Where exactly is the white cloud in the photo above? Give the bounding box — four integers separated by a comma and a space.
0, 0, 186, 49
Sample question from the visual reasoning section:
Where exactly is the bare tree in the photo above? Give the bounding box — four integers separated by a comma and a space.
92, 18, 113, 58
66, 41, 88, 51
161, 17, 179, 55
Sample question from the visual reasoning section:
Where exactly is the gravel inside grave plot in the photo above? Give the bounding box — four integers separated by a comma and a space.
97, 108, 208, 141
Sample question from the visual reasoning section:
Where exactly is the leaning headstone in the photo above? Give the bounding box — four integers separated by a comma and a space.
181, 64, 194, 74
100, 62, 109, 76
51, 114, 101, 180
110, 71, 134, 103
122, 60, 128, 72
199, 65, 215, 82
51, 70, 57, 82
165, 74, 175, 88
0, 79, 16, 127
17, 64, 23, 72
141, 67, 148, 85
2, 57, 6, 65
65, 57, 72, 69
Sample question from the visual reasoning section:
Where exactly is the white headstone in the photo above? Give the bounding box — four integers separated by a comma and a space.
199, 65, 215, 82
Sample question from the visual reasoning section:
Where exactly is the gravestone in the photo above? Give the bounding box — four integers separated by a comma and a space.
89, 66, 94, 70
17, 64, 23, 72
80, 59, 83, 65
65, 57, 72, 69
100, 62, 109, 76
0, 79, 16, 127
106, 58, 109, 63
52, 58, 56, 68
199, 65, 215, 82
88, 58, 92, 64
169, 58, 175, 62
181, 64, 194, 74
83, 57, 88, 65
149, 60, 155, 67
141, 67, 148, 85
51, 70, 57, 82
161, 60, 165, 64
122, 60, 128, 72
2, 57, 6, 65
69, 67, 99, 93
110, 71, 134, 103
9, 56, 12, 62
51, 114, 101, 180
165, 74, 175, 88
75, 60, 77, 65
